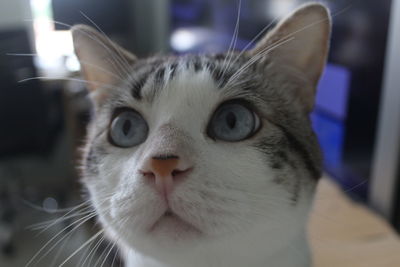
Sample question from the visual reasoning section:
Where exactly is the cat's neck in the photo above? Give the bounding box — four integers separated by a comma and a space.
123, 231, 311, 267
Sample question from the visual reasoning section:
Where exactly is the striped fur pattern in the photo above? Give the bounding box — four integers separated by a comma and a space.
73, 3, 330, 267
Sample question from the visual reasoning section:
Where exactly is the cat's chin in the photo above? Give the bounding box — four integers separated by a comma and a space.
113, 212, 205, 258
146, 211, 202, 241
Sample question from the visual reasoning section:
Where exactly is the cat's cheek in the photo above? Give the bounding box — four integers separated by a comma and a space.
97, 150, 140, 188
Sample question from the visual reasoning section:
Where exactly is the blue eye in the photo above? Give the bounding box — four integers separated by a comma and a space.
208, 101, 260, 142
109, 110, 148, 147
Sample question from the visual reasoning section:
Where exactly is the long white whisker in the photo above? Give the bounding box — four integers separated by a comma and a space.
79, 60, 125, 80
28, 207, 92, 233
96, 239, 115, 267
226, 36, 295, 86
49, 231, 73, 267
227, 5, 350, 88
105, 57, 127, 83
25, 209, 96, 267
56, 19, 132, 78
314, 180, 368, 201
58, 229, 105, 267
25, 212, 97, 267
79, 11, 134, 79
220, 0, 242, 81
80, 235, 102, 267
75, 236, 95, 267
111, 246, 120, 267
30, 208, 94, 232
21, 199, 90, 214
29, 194, 112, 232
86, 235, 106, 267
18, 76, 114, 89
26, 18, 132, 80
233, 2, 350, 68
229, 17, 280, 68
6, 53, 37, 56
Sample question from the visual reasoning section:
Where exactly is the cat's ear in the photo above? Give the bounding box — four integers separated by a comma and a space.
71, 25, 136, 92
251, 3, 331, 110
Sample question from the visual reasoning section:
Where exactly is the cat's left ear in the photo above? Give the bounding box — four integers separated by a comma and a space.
71, 25, 136, 93
251, 3, 331, 111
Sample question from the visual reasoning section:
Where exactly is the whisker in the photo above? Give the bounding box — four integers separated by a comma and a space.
228, 16, 280, 68
226, 4, 350, 88
36, 213, 98, 265
79, 60, 124, 80
25, 18, 133, 80
314, 180, 368, 201
27, 204, 93, 234
226, 36, 295, 86
25, 212, 97, 267
18, 76, 114, 89
97, 239, 116, 267
54, 19, 132, 79
28, 193, 113, 232
58, 229, 105, 267
343, 180, 368, 194
21, 198, 90, 214
85, 235, 106, 267
29, 208, 94, 232
49, 231, 73, 267
110, 246, 120, 267
75, 237, 95, 267
105, 57, 127, 82
220, 0, 242, 82
6, 53, 38, 57
79, 11, 134, 80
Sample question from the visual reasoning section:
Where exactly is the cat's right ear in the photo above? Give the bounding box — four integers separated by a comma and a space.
71, 25, 136, 94
249, 3, 331, 112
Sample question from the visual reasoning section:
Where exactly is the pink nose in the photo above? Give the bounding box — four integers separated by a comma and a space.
141, 155, 191, 197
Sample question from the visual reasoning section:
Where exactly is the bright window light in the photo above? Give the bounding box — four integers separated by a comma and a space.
30, 0, 78, 75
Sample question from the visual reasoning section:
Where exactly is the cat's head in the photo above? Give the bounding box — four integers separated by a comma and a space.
73, 3, 330, 262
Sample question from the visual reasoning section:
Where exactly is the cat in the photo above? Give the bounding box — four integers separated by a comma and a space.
72, 3, 330, 267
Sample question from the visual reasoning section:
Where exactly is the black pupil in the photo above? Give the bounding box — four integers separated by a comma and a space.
122, 119, 132, 136
226, 112, 236, 129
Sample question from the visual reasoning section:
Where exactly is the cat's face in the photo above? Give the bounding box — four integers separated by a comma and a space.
73, 3, 330, 262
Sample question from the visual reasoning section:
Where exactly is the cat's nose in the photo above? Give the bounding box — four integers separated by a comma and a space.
140, 155, 192, 196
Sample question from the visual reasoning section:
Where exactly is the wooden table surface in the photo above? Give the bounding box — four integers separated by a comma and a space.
309, 177, 400, 267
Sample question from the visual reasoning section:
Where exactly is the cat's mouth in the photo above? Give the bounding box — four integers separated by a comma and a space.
147, 209, 201, 237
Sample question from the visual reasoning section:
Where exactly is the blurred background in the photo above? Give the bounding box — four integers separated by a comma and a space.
0, 0, 399, 266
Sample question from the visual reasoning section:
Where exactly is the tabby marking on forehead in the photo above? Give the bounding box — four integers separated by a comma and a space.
128, 55, 254, 104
